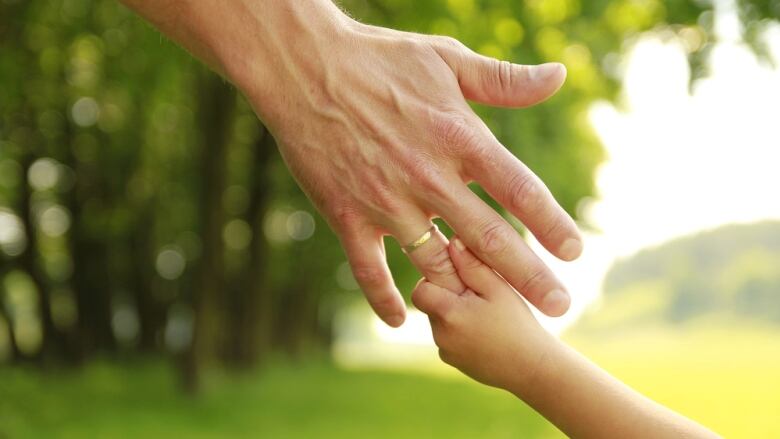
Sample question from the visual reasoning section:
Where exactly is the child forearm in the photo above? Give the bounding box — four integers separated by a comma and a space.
513, 335, 720, 439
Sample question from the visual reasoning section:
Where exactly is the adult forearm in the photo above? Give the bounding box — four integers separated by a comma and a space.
515, 339, 719, 438
119, 0, 350, 109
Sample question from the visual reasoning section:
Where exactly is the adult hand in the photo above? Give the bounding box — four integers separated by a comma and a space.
122, 0, 583, 327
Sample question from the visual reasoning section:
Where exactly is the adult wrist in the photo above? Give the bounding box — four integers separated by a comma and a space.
220, 0, 356, 115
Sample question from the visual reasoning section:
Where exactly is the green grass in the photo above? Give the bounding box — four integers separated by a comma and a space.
2, 324, 778, 438
0, 359, 557, 439
567, 323, 780, 439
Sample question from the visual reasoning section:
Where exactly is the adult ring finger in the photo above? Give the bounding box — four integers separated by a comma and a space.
402, 224, 438, 254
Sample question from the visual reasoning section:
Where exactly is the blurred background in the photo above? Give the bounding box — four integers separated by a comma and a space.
1, 0, 779, 437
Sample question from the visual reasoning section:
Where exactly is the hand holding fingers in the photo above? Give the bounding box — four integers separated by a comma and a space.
390, 217, 465, 294
339, 204, 465, 327
432, 180, 571, 317
259, 24, 577, 325
447, 236, 511, 300
411, 278, 458, 321
415, 239, 546, 392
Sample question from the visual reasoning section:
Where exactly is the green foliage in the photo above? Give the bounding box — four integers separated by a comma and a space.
739, 0, 780, 20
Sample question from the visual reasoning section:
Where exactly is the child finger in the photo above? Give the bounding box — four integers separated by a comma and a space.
448, 236, 509, 299
411, 279, 457, 320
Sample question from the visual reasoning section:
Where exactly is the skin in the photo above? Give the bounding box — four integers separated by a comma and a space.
412, 239, 721, 439
120, 0, 583, 327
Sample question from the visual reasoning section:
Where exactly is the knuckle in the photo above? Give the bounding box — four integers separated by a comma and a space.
352, 265, 387, 288
540, 218, 566, 246
432, 113, 479, 153
406, 160, 453, 202
434, 36, 466, 54
395, 37, 416, 52
368, 292, 398, 315
422, 246, 457, 278
397, 38, 435, 65
476, 220, 513, 256
517, 265, 547, 296
460, 251, 484, 270
332, 205, 363, 232
430, 36, 466, 61
365, 179, 405, 217
506, 171, 543, 214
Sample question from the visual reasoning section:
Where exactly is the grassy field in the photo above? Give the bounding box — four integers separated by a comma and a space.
567, 324, 780, 439
1, 324, 778, 438
0, 359, 556, 439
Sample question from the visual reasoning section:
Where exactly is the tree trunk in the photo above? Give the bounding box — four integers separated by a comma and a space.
275, 243, 331, 359
225, 124, 277, 368
180, 71, 236, 394
131, 206, 165, 353
68, 229, 116, 358
63, 123, 116, 361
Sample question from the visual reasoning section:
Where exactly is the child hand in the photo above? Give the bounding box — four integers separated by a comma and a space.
413, 238, 721, 439
412, 237, 553, 393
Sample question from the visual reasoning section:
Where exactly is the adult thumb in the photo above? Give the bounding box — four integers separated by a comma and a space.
434, 38, 567, 108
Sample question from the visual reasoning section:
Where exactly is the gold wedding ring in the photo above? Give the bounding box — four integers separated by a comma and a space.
402, 224, 438, 254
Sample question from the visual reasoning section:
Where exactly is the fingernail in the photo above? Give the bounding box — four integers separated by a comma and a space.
386, 314, 405, 328
530, 63, 563, 82
541, 289, 570, 317
452, 237, 465, 252
559, 238, 583, 261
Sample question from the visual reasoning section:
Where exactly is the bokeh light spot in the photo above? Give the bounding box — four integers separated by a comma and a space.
28, 158, 61, 191
164, 304, 193, 353
0, 209, 27, 257
112, 303, 140, 345
494, 18, 524, 47
155, 246, 186, 280
71, 97, 100, 127
264, 209, 290, 244
3, 270, 41, 356
286, 210, 315, 241
447, 0, 475, 20
223, 219, 252, 251
38, 204, 71, 237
